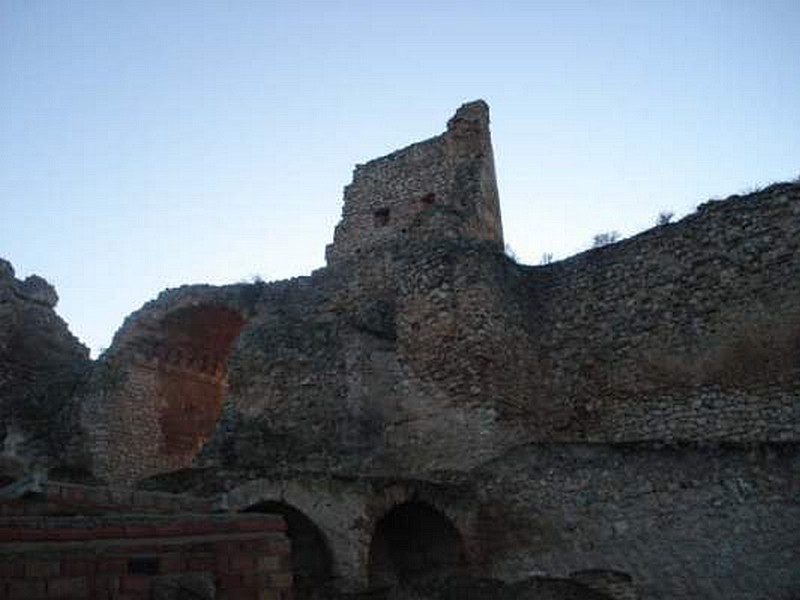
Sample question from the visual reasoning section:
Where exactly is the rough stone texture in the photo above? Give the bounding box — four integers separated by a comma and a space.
518, 185, 800, 443
0, 259, 90, 474
2, 102, 799, 600
384, 574, 614, 600
473, 443, 799, 600
570, 570, 636, 600
78, 284, 260, 483
326, 100, 503, 266
212, 474, 483, 591
80, 105, 800, 486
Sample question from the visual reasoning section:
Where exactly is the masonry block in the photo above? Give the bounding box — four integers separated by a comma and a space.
61, 558, 95, 577
0, 562, 24, 578
255, 555, 281, 573
47, 576, 88, 598
159, 553, 185, 573
96, 558, 126, 574
267, 572, 292, 588
25, 559, 60, 578
119, 575, 151, 594
60, 487, 86, 504
229, 555, 256, 572
8, 580, 46, 599
123, 525, 152, 538
218, 573, 244, 590
93, 526, 125, 539
93, 574, 120, 596
187, 556, 216, 572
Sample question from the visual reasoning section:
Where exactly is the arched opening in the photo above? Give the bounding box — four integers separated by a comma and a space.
244, 501, 333, 600
93, 300, 251, 484
148, 304, 245, 458
368, 500, 467, 589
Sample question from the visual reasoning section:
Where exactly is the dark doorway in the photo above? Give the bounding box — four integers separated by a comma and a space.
244, 501, 333, 599
368, 501, 467, 588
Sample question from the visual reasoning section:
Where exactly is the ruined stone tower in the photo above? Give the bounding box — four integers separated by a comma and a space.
326, 100, 504, 265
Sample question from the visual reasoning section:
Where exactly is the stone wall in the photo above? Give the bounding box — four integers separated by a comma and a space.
217, 177, 800, 479
80, 284, 258, 483
11, 101, 797, 600
218, 474, 485, 592
0, 513, 291, 599
515, 182, 800, 442
84, 104, 800, 489
0, 259, 90, 475
474, 442, 800, 600
325, 100, 503, 265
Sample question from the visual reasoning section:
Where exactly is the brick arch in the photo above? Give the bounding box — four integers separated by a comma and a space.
86, 292, 251, 484
147, 304, 245, 457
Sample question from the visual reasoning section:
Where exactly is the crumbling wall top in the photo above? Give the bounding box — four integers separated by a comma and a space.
325, 100, 503, 265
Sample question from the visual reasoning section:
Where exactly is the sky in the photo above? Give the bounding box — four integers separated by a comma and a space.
1, 0, 799, 356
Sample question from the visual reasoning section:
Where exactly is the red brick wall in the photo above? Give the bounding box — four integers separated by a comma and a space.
0, 514, 291, 599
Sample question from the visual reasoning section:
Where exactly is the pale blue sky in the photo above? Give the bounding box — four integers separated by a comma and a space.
2, 0, 799, 355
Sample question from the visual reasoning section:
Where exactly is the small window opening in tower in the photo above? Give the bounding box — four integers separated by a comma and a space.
420, 192, 435, 205
374, 207, 391, 227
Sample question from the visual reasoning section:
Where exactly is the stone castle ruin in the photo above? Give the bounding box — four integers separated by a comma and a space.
1, 101, 798, 600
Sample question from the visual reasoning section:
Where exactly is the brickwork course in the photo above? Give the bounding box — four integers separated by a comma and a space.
0, 513, 291, 600
1, 101, 799, 599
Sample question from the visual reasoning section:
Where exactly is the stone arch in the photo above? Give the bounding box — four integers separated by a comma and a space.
244, 500, 334, 600
368, 499, 468, 588
223, 477, 375, 593
85, 288, 253, 484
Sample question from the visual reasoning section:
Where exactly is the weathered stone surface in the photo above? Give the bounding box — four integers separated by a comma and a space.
3, 102, 799, 600
383, 574, 613, 600
326, 100, 503, 266
0, 259, 90, 473
18, 275, 58, 308
78, 283, 260, 483
474, 442, 799, 600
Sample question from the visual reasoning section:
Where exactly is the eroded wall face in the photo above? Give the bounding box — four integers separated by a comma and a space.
476, 443, 800, 600
518, 184, 800, 443
326, 100, 503, 266
84, 303, 246, 483
208, 186, 800, 485
0, 259, 90, 474
86, 107, 799, 490
28, 102, 798, 600
152, 306, 244, 456
210, 251, 534, 477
